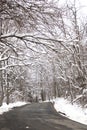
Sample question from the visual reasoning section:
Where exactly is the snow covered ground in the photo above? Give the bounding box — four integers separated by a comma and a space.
0, 98, 87, 125
0, 102, 27, 115
54, 98, 87, 125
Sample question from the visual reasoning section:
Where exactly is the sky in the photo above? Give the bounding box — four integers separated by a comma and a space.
0, 0, 87, 126
58, 0, 87, 17
78, 0, 87, 16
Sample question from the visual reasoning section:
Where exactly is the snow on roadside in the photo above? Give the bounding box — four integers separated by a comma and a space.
0, 102, 27, 115
54, 98, 87, 125
1, 98, 87, 125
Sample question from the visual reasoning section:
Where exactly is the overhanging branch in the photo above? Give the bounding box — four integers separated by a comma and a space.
0, 33, 73, 53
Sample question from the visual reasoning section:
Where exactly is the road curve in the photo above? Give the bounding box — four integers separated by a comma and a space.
0, 102, 87, 130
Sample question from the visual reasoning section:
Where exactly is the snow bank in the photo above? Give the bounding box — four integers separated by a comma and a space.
0, 102, 27, 115
54, 98, 87, 125
1, 98, 87, 125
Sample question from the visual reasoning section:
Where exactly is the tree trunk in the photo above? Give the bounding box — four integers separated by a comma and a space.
0, 62, 4, 106
41, 89, 46, 101
6, 73, 10, 104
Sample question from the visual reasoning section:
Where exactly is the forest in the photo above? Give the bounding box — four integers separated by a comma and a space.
0, 0, 87, 107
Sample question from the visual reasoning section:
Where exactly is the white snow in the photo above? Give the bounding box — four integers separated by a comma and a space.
54, 98, 87, 125
1, 99, 87, 125
0, 102, 27, 115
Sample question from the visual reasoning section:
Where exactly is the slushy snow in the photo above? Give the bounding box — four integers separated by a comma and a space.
54, 98, 87, 125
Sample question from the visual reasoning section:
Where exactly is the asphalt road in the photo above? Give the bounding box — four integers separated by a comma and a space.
0, 102, 87, 130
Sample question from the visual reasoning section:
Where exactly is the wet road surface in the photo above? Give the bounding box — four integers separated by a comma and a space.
0, 102, 87, 130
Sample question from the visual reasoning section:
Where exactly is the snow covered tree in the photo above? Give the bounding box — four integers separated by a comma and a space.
0, 0, 87, 107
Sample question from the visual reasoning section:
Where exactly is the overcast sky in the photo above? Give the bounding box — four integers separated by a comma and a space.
58, 0, 87, 17
78, 0, 87, 15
